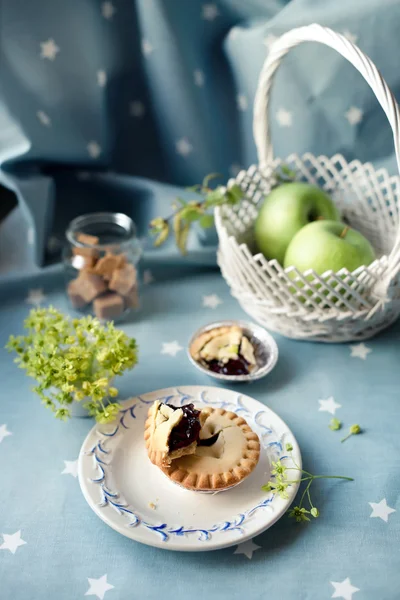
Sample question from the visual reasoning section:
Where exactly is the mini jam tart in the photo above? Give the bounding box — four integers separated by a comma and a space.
190, 326, 257, 376
144, 401, 206, 467
144, 402, 260, 491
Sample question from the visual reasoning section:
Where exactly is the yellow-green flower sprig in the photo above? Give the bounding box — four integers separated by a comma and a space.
6, 307, 138, 423
262, 443, 354, 523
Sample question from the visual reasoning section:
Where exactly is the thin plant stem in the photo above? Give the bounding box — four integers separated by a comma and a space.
299, 479, 313, 509
311, 475, 354, 481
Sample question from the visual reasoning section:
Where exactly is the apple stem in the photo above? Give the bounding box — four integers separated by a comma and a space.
340, 226, 349, 239
316, 216, 325, 221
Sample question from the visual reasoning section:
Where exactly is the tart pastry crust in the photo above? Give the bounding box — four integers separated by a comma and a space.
144, 402, 260, 491
190, 325, 257, 373
144, 401, 205, 467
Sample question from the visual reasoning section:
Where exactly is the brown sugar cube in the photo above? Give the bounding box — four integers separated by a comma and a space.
76, 233, 99, 245
94, 254, 125, 280
73, 233, 100, 259
125, 284, 139, 309
93, 292, 125, 321
108, 263, 137, 296
67, 279, 88, 309
103, 248, 128, 267
74, 272, 107, 303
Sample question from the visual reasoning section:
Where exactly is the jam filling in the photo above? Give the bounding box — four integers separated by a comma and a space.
198, 432, 220, 447
207, 357, 250, 376
166, 403, 202, 452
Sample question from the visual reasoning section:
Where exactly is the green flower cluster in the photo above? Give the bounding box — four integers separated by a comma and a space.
6, 307, 138, 422
262, 443, 353, 524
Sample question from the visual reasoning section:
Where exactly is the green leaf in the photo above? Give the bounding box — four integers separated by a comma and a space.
153, 223, 170, 247
225, 184, 243, 204
203, 188, 225, 207
173, 213, 190, 255
285, 443, 293, 452
280, 164, 296, 179
178, 222, 190, 255
149, 217, 166, 233
180, 206, 201, 223
199, 214, 214, 229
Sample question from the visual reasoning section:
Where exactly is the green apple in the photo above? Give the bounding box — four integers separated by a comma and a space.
284, 220, 376, 274
254, 182, 340, 264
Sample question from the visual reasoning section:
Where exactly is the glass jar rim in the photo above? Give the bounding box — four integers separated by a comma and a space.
66, 212, 137, 249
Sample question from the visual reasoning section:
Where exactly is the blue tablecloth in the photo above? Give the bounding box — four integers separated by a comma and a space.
1, 266, 399, 600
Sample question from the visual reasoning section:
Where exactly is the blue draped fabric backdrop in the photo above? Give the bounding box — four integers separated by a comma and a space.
0, 0, 399, 268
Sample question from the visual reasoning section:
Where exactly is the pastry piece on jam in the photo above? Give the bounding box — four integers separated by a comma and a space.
144, 402, 261, 491
144, 401, 206, 467
190, 326, 257, 376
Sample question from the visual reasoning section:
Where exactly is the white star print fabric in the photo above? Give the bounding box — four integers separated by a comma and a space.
1, 267, 400, 599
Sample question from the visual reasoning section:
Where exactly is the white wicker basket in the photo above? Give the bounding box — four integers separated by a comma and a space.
216, 24, 400, 342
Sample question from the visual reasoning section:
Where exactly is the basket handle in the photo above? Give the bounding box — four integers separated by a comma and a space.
253, 23, 400, 283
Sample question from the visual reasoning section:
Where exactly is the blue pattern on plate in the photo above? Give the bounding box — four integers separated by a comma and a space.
85, 389, 287, 542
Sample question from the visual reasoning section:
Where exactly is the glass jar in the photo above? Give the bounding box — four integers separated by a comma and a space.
64, 212, 142, 322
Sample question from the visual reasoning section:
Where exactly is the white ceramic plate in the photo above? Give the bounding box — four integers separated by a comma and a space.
78, 386, 301, 552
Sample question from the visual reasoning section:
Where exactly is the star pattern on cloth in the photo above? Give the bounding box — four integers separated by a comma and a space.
318, 396, 341, 415
276, 108, 292, 127
202, 294, 223, 309
345, 106, 363, 125
37, 110, 51, 126
97, 70, 107, 87
143, 269, 154, 285
233, 539, 261, 559
87, 141, 102, 159
101, 2, 116, 20
0, 424, 12, 444
369, 498, 396, 522
0, 531, 26, 555
85, 575, 114, 600
202, 4, 219, 21
161, 341, 183, 357
142, 39, 154, 57
342, 30, 358, 44
176, 138, 193, 157
236, 94, 248, 111
263, 33, 278, 50
330, 577, 360, 600
350, 343, 371, 360
40, 39, 60, 61
26, 288, 46, 305
193, 69, 205, 87
130, 101, 145, 118
62, 460, 78, 478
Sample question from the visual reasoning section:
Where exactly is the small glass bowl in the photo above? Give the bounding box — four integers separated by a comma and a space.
63, 212, 142, 322
187, 320, 279, 382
